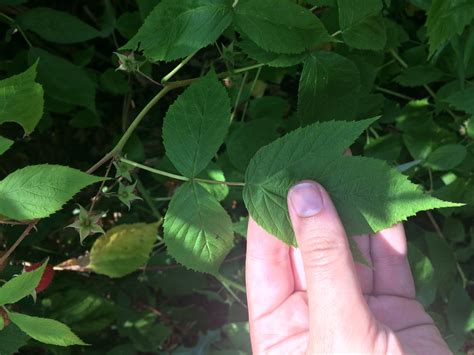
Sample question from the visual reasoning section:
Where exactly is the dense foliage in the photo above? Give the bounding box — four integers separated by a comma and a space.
0, 0, 473, 353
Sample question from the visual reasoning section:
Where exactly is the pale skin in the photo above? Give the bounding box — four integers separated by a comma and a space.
246, 180, 452, 354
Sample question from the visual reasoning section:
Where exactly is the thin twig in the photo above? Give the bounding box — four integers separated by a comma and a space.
0, 221, 37, 265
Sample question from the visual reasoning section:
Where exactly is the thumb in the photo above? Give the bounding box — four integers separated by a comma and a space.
287, 181, 375, 351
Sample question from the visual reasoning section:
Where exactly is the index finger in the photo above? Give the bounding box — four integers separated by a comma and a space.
246, 218, 294, 320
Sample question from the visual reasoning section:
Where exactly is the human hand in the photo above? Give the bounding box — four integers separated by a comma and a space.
246, 180, 451, 354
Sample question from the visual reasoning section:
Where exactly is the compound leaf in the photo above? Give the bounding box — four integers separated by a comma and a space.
298, 52, 360, 124
0, 62, 44, 135
8, 312, 86, 346
163, 182, 234, 274
122, 0, 233, 62
0, 165, 104, 221
89, 223, 158, 278
17, 7, 101, 44
243, 120, 461, 246
234, 0, 330, 54
163, 71, 230, 177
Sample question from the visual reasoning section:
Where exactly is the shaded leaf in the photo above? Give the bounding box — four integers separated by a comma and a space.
0, 324, 30, 355
425, 144, 467, 171
238, 38, 308, 67
234, 0, 330, 54
338, 0, 386, 50
298, 52, 360, 124
394, 65, 444, 87
407, 243, 437, 306
29, 48, 96, 112
444, 85, 474, 115
164, 182, 234, 274
17, 7, 101, 44
427, 0, 474, 56
163, 71, 230, 177
122, 0, 233, 61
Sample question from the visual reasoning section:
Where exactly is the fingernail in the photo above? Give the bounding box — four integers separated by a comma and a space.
289, 182, 323, 217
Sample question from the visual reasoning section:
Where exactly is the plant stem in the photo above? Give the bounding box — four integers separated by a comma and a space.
135, 178, 162, 220
426, 211, 468, 288
166, 63, 266, 90
389, 49, 458, 119
162, 50, 199, 83
215, 274, 246, 293
0, 221, 37, 265
241, 66, 262, 121
0, 12, 33, 48
120, 158, 245, 187
331, 30, 342, 37
230, 71, 248, 122
375, 86, 420, 102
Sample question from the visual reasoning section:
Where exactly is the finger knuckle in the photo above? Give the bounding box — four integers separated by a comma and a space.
300, 234, 346, 268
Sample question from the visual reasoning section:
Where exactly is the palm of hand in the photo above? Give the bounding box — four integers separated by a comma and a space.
246, 219, 451, 354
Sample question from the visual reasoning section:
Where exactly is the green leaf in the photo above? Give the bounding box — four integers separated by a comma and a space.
444, 85, 474, 115
407, 243, 437, 306
163, 71, 230, 177
29, 48, 96, 112
298, 52, 361, 124
427, 0, 474, 56
17, 7, 101, 44
447, 284, 474, 336
0, 324, 30, 355
0, 261, 46, 306
122, 0, 233, 61
89, 223, 158, 278
238, 38, 308, 68
234, 0, 330, 54
164, 182, 234, 274
424, 144, 467, 171
0, 136, 13, 156
394, 65, 444, 87
243, 119, 460, 245
47, 290, 115, 334
0, 164, 104, 221
226, 118, 281, 172
0, 62, 44, 135
338, 0, 387, 50
8, 312, 87, 346
425, 232, 458, 296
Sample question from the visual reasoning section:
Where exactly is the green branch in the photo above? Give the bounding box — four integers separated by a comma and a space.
120, 158, 246, 187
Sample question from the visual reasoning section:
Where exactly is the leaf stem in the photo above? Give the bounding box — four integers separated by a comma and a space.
120, 158, 245, 187
162, 50, 199, 83
215, 274, 246, 294
135, 178, 162, 220
331, 30, 342, 37
230, 71, 248, 122
0, 12, 32, 48
375, 86, 420, 102
389, 49, 458, 119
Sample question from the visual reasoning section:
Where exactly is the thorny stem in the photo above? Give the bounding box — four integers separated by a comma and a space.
120, 158, 246, 187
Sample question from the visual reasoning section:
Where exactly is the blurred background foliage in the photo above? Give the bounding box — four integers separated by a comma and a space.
0, 0, 473, 353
